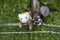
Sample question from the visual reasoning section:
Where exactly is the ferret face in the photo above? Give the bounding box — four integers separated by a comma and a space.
32, 12, 44, 25
18, 12, 30, 23
33, 15, 43, 25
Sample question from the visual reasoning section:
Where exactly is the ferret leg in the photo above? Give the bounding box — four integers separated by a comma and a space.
28, 20, 32, 30
29, 23, 32, 30
19, 22, 22, 28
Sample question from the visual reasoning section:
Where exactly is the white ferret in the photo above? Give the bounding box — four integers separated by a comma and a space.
18, 12, 32, 30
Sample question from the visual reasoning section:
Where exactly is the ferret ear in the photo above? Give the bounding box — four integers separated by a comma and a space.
18, 14, 21, 18
26, 12, 29, 15
26, 11, 31, 16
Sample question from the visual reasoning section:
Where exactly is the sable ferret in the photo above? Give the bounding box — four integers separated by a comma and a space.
31, 0, 42, 25
31, 0, 50, 25
18, 11, 32, 30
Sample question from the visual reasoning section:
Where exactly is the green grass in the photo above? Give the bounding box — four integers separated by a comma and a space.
0, 0, 60, 40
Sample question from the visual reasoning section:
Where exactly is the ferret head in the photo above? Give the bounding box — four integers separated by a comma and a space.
32, 12, 44, 25
18, 12, 31, 23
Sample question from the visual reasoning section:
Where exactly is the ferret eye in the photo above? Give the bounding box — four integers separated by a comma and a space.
26, 17, 27, 19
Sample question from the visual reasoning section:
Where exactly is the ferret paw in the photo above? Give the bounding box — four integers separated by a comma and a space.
29, 26, 32, 30
19, 24, 22, 28
18, 23, 22, 28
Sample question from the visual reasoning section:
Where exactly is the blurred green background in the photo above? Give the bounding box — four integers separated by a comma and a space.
0, 0, 60, 40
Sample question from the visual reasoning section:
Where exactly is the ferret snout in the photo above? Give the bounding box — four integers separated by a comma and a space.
34, 21, 39, 24
33, 18, 43, 25
33, 18, 39, 24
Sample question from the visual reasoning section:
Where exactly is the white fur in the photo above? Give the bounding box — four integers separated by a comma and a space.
38, 19, 42, 25
38, 19, 41, 21
18, 12, 31, 23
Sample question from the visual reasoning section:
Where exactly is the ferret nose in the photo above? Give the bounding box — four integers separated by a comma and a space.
35, 22, 39, 24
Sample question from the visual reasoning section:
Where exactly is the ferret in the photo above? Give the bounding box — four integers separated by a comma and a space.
31, 0, 50, 25
31, 0, 42, 25
18, 11, 32, 30
32, 6, 50, 25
